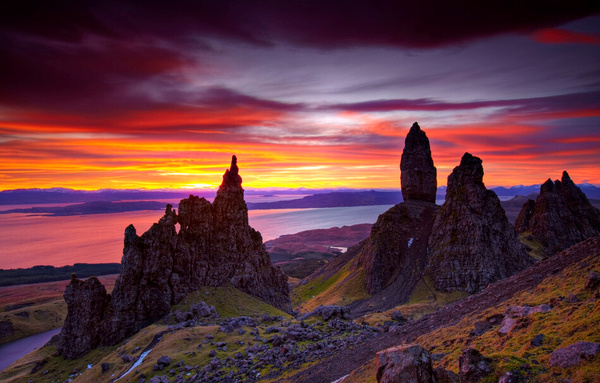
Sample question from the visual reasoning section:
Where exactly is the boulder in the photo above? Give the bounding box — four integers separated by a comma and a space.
549, 341, 600, 367
191, 301, 215, 317
157, 356, 171, 368
376, 344, 435, 383
434, 367, 459, 383
585, 270, 600, 290
459, 348, 491, 383
427, 153, 534, 293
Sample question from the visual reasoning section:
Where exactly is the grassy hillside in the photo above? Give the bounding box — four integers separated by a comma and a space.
342, 250, 600, 383
0, 275, 118, 345
0, 285, 293, 383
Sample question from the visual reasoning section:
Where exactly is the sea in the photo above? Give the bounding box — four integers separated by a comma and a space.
0, 195, 394, 270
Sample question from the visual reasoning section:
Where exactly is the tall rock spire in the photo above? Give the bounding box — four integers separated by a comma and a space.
400, 122, 437, 203
427, 153, 533, 293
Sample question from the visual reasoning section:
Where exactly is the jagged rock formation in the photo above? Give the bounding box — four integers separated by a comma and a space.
354, 122, 438, 311
401, 122, 437, 203
57, 276, 111, 359
58, 156, 290, 359
515, 171, 600, 256
360, 201, 439, 296
427, 153, 533, 293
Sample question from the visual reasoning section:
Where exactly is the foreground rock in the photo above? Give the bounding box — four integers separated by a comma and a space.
549, 341, 600, 368
58, 156, 290, 359
376, 344, 435, 383
376, 344, 461, 383
427, 153, 534, 293
515, 171, 600, 256
459, 348, 491, 383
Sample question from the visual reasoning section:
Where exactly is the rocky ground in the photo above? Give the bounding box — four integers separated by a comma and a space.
282, 234, 600, 383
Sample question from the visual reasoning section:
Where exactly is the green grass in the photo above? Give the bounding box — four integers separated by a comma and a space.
166, 284, 291, 320
0, 299, 66, 345
1, 285, 293, 383
293, 261, 369, 312
415, 252, 600, 383
519, 232, 546, 260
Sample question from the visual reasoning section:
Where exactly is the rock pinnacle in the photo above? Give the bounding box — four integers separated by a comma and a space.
400, 122, 437, 203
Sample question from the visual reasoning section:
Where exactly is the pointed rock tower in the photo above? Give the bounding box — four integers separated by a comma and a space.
401, 122, 437, 203
515, 171, 600, 256
426, 153, 533, 293
58, 156, 291, 359
352, 123, 440, 313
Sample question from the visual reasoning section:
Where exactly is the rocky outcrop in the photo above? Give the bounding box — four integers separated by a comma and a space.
57, 276, 111, 359
427, 153, 534, 293
400, 122, 437, 203
360, 201, 439, 296
354, 123, 439, 310
515, 171, 600, 256
58, 156, 290, 359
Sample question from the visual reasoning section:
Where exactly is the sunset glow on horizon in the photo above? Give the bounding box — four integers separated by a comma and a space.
1, 2, 599, 191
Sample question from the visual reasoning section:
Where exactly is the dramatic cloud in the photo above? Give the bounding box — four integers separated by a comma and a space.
0, 1, 599, 190
532, 28, 600, 44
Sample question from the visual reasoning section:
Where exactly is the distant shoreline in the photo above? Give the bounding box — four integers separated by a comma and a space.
0, 263, 121, 287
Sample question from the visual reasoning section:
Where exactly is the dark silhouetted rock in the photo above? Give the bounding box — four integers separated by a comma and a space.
58, 156, 290, 359
427, 153, 534, 293
516, 171, 600, 256
376, 344, 435, 383
514, 199, 536, 233
360, 200, 439, 296
549, 341, 600, 367
401, 122, 437, 203
459, 348, 491, 383
356, 122, 438, 301
157, 356, 171, 368
531, 334, 545, 347
585, 270, 600, 290
57, 275, 110, 359
434, 367, 460, 383
391, 311, 407, 324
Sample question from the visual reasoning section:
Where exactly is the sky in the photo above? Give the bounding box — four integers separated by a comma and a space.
1, 1, 599, 191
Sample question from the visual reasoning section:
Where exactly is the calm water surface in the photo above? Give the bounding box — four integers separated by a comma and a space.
0, 327, 61, 372
0, 203, 393, 269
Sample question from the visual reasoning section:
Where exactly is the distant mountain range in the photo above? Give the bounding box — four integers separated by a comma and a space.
1, 184, 599, 211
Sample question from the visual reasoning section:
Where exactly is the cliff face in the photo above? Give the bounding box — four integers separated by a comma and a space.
58, 156, 290, 359
426, 153, 534, 293
516, 171, 600, 256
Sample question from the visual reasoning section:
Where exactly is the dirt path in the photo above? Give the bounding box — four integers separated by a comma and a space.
280, 235, 600, 383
